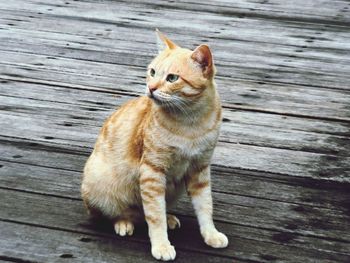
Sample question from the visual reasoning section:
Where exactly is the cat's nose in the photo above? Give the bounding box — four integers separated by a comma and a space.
148, 84, 158, 93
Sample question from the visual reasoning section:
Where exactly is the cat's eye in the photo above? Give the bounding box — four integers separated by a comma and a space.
166, 74, 179, 83
149, 68, 155, 77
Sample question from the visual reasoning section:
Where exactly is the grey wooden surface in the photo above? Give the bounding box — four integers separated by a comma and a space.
0, 0, 349, 262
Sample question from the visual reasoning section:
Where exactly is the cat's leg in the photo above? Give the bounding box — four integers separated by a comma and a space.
186, 166, 228, 248
140, 163, 176, 261
167, 214, 180, 230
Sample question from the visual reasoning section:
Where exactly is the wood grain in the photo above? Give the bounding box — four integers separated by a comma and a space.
0, 140, 349, 243
0, 220, 235, 263
1, 52, 350, 121
1, 80, 350, 155
1, 0, 349, 262
1, 189, 349, 262
0, 1, 350, 91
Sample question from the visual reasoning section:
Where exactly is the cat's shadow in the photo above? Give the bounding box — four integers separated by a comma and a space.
79, 214, 207, 249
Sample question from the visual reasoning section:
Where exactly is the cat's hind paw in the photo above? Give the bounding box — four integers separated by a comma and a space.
167, 214, 181, 230
201, 228, 228, 248
114, 219, 134, 236
151, 243, 176, 261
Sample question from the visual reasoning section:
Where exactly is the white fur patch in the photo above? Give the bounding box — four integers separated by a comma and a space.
181, 85, 200, 96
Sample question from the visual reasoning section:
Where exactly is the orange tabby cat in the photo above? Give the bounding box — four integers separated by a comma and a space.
81, 30, 228, 261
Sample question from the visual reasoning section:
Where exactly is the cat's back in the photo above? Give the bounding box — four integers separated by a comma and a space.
105, 96, 151, 132
93, 96, 152, 160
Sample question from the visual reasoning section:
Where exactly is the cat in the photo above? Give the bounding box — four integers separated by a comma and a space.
81, 29, 228, 261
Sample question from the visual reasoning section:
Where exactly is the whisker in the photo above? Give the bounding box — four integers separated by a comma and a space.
152, 91, 197, 122
171, 96, 194, 121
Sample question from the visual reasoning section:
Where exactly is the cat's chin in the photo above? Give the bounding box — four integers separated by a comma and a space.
147, 93, 166, 106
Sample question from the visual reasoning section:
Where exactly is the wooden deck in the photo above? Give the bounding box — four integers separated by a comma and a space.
0, 0, 350, 262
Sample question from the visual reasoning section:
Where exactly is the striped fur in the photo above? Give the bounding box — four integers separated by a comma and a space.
81, 30, 228, 261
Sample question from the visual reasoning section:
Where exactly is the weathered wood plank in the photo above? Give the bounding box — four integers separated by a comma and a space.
0, 221, 233, 263
108, 0, 350, 25
1, 77, 349, 181
2, 0, 350, 26
1, 16, 349, 75
1, 124, 347, 182
1, 94, 349, 182
0, 39, 348, 99
1, 140, 349, 243
0, 189, 349, 262
1, 159, 349, 213
0, 0, 349, 51
1, 52, 350, 122
1, 2, 350, 90
1, 7, 349, 59
6, 108, 350, 159
1, 80, 350, 155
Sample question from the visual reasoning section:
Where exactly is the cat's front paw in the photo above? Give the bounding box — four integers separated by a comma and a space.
201, 228, 229, 248
151, 242, 176, 261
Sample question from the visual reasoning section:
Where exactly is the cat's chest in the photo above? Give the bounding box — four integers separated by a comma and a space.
165, 132, 217, 178
148, 123, 219, 178
165, 129, 219, 159
167, 157, 190, 179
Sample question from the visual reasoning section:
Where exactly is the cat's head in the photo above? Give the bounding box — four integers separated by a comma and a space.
146, 30, 216, 109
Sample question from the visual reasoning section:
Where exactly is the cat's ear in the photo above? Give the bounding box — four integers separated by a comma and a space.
155, 29, 177, 52
191, 44, 213, 78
